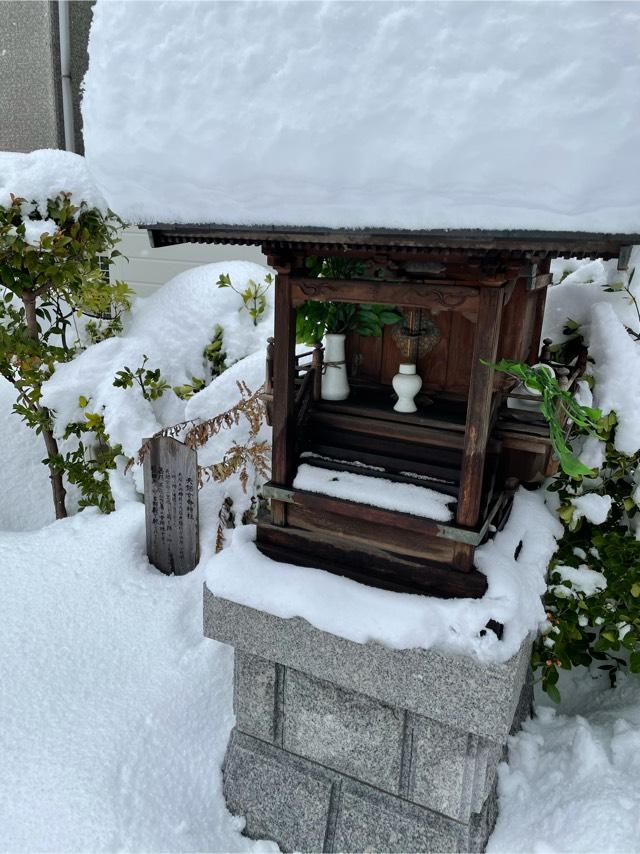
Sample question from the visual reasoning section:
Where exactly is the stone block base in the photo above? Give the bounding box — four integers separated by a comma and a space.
205, 589, 532, 853
224, 730, 498, 853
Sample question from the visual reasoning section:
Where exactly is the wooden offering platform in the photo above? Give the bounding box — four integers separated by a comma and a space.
258, 385, 507, 599
146, 224, 637, 598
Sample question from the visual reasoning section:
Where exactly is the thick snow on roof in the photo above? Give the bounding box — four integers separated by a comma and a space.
0, 149, 107, 213
83, 1, 640, 232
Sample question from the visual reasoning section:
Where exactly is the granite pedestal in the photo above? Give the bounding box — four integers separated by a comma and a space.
204, 588, 532, 853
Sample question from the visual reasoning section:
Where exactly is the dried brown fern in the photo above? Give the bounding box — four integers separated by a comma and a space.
137, 382, 270, 483
198, 439, 270, 492
184, 381, 265, 450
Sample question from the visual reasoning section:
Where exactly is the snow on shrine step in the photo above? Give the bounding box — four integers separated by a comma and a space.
299, 450, 460, 497
293, 463, 455, 522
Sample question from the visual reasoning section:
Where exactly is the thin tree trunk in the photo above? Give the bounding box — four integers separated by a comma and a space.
22, 290, 67, 519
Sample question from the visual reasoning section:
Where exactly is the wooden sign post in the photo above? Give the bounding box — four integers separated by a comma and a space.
143, 435, 199, 575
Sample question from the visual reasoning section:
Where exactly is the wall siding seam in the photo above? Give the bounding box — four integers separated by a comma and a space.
273, 662, 285, 747
322, 780, 343, 853
398, 709, 414, 799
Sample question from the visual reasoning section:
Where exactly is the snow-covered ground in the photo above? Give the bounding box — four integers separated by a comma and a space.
0, 503, 275, 853
490, 671, 640, 853
2, 494, 640, 851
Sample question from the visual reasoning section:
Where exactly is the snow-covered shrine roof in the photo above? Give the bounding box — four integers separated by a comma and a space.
83, 1, 640, 236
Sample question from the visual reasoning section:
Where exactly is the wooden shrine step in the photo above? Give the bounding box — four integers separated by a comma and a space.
262, 483, 509, 550
303, 424, 465, 493
308, 408, 470, 451
255, 520, 488, 599
298, 451, 460, 498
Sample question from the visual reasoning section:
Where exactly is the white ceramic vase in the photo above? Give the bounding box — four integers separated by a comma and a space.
321, 333, 350, 401
392, 363, 422, 413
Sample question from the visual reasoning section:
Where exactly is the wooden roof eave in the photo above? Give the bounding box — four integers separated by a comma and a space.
144, 223, 639, 267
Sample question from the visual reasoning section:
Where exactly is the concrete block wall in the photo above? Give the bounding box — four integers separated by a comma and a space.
232, 651, 506, 826
205, 591, 533, 853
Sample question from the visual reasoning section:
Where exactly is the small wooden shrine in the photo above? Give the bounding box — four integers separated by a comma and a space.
147, 224, 636, 599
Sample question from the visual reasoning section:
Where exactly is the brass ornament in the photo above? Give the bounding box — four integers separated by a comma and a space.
391, 309, 441, 361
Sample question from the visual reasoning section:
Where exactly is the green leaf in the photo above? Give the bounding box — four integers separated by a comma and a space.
545, 682, 561, 704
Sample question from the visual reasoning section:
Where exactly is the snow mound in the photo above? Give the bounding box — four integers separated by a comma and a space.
554, 565, 607, 597
0, 377, 55, 531
571, 493, 612, 526
206, 487, 562, 664
83, 1, 640, 231
0, 505, 275, 852
0, 149, 106, 213
587, 303, 640, 456
545, 249, 640, 458
489, 672, 640, 853
41, 260, 273, 500
545, 248, 640, 343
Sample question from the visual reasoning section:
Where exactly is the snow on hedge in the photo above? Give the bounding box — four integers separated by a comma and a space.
83, 1, 640, 231
546, 248, 640, 457
41, 261, 273, 515
0, 149, 106, 213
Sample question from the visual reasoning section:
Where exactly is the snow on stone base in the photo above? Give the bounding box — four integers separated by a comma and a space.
205, 488, 562, 664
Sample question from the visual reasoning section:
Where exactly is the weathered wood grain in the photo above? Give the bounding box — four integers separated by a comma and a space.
143, 436, 199, 575
291, 277, 479, 317
271, 256, 296, 524
256, 521, 488, 599
456, 286, 505, 531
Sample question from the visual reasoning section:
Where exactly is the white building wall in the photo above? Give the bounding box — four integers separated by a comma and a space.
110, 228, 266, 297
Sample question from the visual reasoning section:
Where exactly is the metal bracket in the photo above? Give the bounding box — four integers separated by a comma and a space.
618, 245, 632, 271
262, 483, 294, 503
437, 491, 508, 546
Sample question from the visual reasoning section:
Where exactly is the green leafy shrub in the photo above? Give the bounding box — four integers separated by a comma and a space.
488, 359, 606, 477
60, 401, 122, 513
490, 281, 640, 701
535, 418, 640, 701
0, 190, 128, 518
173, 376, 206, 401
113, 355, 169, 401
173, 325, 228, 400
304, 255, 365, 279
82, 281, 133, 344
204, 323, 227, 378
294, 254, 402, 345
217, 272, 273, 326
296, 301, 402, 346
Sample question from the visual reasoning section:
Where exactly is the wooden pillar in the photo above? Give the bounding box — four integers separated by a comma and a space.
270, 253, 296, 525
454, 286, 505, 570
312, 341, 323, 401
526, 258, 551, 364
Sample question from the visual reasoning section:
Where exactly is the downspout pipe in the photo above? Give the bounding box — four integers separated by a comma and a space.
58, 0, 76, 152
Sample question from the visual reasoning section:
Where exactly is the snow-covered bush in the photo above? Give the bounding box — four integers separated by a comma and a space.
41, 261, 274, 538
216, 270, 273, 326
538, 416, 640, 701
0, 157, 130, 518
529, 257, 640, 700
